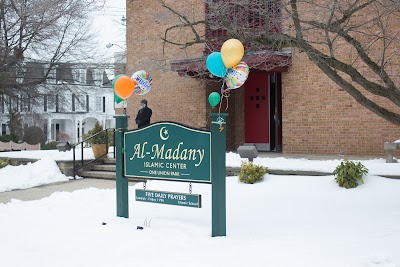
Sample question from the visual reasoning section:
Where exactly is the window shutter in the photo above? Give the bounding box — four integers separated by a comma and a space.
56, 95, 59, 113
86, 95, 89, 112
44, 95, 47, 112
72, 94, 75, 111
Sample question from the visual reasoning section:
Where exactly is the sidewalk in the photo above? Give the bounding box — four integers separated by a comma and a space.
0, 179, 135, 204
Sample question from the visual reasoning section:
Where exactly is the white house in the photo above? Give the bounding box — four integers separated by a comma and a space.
0, 62, 117, 144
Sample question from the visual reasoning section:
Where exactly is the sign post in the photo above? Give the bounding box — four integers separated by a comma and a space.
211, 113, 227, 237
117, 114, 227, 237
115, 115, 129, 218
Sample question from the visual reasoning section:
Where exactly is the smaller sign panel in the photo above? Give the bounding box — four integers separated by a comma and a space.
135, 189, 202, 208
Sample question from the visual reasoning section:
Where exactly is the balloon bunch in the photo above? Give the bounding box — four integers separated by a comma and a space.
206, 39, 249, 90
206, 39, 249, 131
114, 70, 153, 105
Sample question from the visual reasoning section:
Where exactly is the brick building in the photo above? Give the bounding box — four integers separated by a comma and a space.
126, 0, 400, 156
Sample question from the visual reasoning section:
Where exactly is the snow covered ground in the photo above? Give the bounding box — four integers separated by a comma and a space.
0, 175, 399, 267
0, 158, 71, 192
1, 149, 398, 176
226, 152, 400, 176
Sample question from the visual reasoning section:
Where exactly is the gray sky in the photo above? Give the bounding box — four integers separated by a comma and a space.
91, 0, 126, 63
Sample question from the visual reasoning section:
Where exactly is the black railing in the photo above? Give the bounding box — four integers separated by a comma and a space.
72, 128, 116, 178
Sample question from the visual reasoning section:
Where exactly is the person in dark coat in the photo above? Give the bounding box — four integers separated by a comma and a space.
135, 99, 152, 128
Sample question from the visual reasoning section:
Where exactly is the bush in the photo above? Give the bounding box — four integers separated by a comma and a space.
84, 121, 107, 145
239, 161, 267, 184
333, 159, 369, 189
41, 141, 59, 150
0, 159, 9, 169
23, 126, 47, 146
0, 134, 18, 143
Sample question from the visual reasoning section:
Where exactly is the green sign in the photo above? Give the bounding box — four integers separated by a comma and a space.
124, 122, 211, 183
135, 189, 202, 208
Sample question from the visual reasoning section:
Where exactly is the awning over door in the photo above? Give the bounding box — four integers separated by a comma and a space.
171, 49, 292, 78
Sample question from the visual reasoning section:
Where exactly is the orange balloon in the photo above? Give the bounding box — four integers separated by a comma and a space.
114, 76, 136, 100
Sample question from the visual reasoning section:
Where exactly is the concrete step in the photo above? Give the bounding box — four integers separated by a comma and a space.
79, 170, 116, 179
91, 165, 116, 172
78, 170, 146, 183
103, 158, 116, 165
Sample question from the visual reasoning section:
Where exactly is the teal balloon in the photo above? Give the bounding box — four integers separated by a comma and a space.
114, 93, 123, 104
112, 74, 125, 89
206, 52, 227, 78
208, 92, 221, 108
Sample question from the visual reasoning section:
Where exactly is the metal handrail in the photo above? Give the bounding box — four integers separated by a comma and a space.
72, 128, 116, 179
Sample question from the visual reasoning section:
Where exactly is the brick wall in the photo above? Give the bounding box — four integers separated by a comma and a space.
282, 51, 400, 156
126, 0, 206, 129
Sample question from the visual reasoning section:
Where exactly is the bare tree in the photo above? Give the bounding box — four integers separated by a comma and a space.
0, 0, 105, 99
158, 0, 400, 126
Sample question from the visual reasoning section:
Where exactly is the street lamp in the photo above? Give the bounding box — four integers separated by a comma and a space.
106, 43, 124, 49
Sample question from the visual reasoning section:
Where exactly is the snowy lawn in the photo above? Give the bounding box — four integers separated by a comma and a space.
1, 149, 398, 176
227, 152, 400, 176
0, 158, 71, 192
0, 175, 399, 267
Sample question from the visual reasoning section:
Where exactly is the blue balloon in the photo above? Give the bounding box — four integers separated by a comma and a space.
206, 52, 227, 78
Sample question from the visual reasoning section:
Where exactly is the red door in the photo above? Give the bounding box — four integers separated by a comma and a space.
245, 72, 269, 144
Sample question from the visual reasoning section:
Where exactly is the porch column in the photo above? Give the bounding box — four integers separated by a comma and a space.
72, 119, 77, 144
79, 119, 83, 142
47, 118, 52, 142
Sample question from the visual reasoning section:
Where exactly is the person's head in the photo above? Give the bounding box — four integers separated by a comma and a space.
140, 99, 148, 109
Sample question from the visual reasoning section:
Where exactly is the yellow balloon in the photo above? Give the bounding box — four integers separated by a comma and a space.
221, 39, 245, 68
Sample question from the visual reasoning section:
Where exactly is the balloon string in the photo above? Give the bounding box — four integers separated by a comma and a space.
218, 80, 228, 131
218, 83, 225, 117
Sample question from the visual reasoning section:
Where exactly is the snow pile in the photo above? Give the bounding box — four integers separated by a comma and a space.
394, 139, 400, 143
227, 152, 400, 176
0, 148, 95, 161
0, 158, 70, 192
0, 176, 400, 267
0, 146, 115, 161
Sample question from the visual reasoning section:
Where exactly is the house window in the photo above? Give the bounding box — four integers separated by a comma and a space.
47, 95, 56, 112
46, 67, 56, 84
21, 94, 30, 112
96, 97, 102, 111
103, 96, 106, 113
10, 96, 19, 112
1, 124, 6, 135
74, 95, 86, 112
73, 69, 85, 84
93, 70, 102, 86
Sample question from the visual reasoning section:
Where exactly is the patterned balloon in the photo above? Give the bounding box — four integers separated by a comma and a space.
225, 62, 250, 90
131, 70, 152, 95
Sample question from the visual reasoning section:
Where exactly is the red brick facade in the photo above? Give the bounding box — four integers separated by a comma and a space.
282, 51, 400, 156
126, 0, 400, 156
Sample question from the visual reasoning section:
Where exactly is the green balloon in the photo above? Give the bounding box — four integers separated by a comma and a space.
114, 93, 123, 104
112, 74, 126, 89
208, 92, 221, 108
